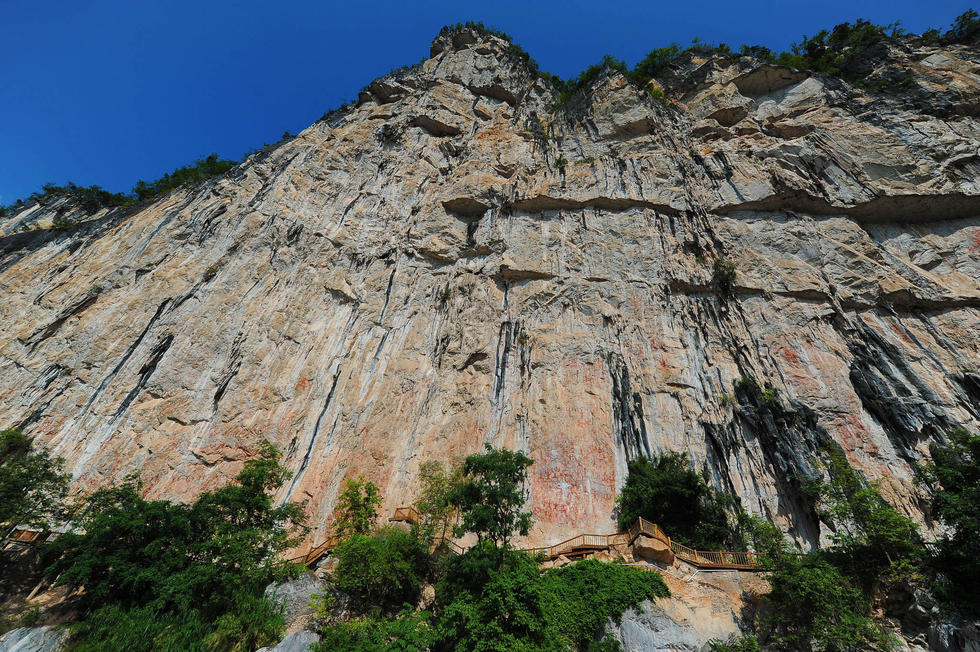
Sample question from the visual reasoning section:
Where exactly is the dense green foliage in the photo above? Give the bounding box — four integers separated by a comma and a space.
811, 447, 924, 593
435, 546, 551, 651
43, 441, 305, 651
918, 427, 980, 615
540, 559, 669, 651
333, 527, 431, 611
333, 474, 382, 538
315, 607, 436, 652
314, 445, 670, 651
450, 444, 534, 553
0, 428, 69, 531
616, 451, 736, 549
760, 554, 894, 651
740, 515, 894, 651
434, 547, 669, 652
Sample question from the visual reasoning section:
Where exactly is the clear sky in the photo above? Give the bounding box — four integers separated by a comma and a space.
1, 0, 974, 203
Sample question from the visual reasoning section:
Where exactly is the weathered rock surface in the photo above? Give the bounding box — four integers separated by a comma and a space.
632, 535, 675, 564
264, 572, 327, 634
605, 569, 764, 651
0, 627, 68, 652
1, 28, 978, 552
255, 630, 320, 652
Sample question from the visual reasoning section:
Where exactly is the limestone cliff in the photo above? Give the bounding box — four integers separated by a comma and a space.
1, 28, 978, 552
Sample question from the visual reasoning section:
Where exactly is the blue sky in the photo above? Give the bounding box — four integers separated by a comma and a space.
1, 0, 974, 203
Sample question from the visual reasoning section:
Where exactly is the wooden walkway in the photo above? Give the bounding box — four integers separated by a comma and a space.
521, 516, 761, 570
292, 510, 762, 571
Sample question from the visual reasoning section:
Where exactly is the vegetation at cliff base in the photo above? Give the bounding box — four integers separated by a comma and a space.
0, 428, 69, 533
313, 444, 670, 652
41, 441, 307, 651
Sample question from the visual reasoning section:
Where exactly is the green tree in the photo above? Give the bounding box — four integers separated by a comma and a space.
413, 459, 464, 547
333, 475, 382, 538
450, 444, 534, 554
810, 447, 924, 592
616, 452, 735, 549
918, 427, 980, 615
0, 428, 70, 530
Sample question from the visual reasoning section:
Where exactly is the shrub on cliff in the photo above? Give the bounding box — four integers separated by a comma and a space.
314, 606, 436, 652
412, 459, 464, 548
758, 553, 895, 651
333, 526, 431, 612
918, 427, 980, 615
616, 451, 737, 550
810, 446, 925, 593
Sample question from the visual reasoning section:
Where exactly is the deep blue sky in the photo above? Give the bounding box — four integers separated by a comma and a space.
1, 0, 974, 203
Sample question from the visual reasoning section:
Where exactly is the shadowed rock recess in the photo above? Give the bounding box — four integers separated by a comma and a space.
2, 28, 978, 552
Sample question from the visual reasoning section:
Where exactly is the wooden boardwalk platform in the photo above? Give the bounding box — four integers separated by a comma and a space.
293, 510, 762, 571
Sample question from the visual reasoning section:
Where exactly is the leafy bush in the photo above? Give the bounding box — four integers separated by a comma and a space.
333, 527, 431, 611
553, 55, 628, 108
314, 607, 436, 652
947, 9, 980, 42
66, 604, 208, 652
8, 153, 239, 215
434, 548, 549, 652
707, 634, 760, 652
540, 559, 669, 650
811, 446, 925, 593
918, 427, 980, 615
758, 554, 894, 651
413, 459, 463, 547
712, 258, 737, 298
616, 451, 737, 550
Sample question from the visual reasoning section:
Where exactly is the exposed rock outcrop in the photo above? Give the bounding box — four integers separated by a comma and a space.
0, 626, 68, 652
1, 28, 978, 554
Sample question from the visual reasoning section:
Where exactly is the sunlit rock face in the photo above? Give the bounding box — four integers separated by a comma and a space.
1, 28, 978, 551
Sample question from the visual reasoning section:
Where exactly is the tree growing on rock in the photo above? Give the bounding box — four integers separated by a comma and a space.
333, 475, 382, 538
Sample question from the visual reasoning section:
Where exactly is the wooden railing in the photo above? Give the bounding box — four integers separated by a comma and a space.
289, 509, 762, 571
389, 506, 422, 525
522, 515, 761, 570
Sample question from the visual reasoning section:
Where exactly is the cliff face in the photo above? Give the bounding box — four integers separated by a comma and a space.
2, 29, 978, 550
